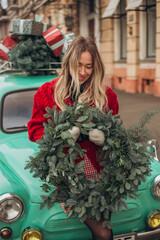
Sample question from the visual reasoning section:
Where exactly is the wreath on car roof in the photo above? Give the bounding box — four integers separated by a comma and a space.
25, 102, 155, 228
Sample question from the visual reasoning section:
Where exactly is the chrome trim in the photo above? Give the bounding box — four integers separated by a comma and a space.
0, 193, 24, 223
153, 175, 160, 200
113, 228, 160, 240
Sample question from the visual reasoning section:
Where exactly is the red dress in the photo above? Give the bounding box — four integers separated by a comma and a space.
28, 77, 119, 179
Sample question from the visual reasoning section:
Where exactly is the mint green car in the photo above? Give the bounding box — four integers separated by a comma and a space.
0, 73, 160, 240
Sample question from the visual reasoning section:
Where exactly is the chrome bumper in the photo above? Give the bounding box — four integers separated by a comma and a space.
114, 228, 160, 240
137, 228, 160, 240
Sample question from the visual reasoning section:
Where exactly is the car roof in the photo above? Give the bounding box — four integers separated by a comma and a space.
0, 73, 58, 97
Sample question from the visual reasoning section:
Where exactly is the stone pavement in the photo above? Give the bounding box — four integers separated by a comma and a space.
114, 89, 160, 159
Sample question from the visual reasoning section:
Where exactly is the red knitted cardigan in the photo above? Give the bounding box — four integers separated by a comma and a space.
28, 77, 119, 178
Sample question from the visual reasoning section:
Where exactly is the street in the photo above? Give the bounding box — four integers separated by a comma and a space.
115, 89, 160, 159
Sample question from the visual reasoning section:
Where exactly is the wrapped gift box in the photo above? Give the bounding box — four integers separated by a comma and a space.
42, 26, 64, 57
42, 23, 52, 33
0, 35, 17, 61
66, 32, 75, 45
13, 19, 51, 36
62, 32, 75, 53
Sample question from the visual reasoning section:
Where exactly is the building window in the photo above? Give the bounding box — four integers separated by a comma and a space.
89, 0, 94, 13
13, 0, 18, 4
79, 0, 100, 48
48, 16, 52, 25
65, 4, 73, 31
120, 0, 127, 60
140, 0, 156, 60
88, 18, 94, 39
146, 0, 156, 58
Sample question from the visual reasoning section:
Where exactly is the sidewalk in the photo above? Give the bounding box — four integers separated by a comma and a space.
114, 89, 160, 159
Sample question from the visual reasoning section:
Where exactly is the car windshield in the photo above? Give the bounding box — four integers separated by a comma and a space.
2, 90, 37, 133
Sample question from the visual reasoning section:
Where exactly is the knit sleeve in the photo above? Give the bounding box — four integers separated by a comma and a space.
27, 88, 47, 142
28, 78, 59, 142
106, 87, 119, 116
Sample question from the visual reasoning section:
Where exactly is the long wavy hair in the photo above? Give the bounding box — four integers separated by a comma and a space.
54, 36, 108, 111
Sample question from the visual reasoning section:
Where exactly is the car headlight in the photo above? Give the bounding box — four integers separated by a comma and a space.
21, 227, 42, 240
153, 175, 160, 200
0, 193, 24, 223
148, 210, 160, 229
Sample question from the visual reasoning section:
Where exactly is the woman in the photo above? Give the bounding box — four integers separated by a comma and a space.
28, 36, 119, 240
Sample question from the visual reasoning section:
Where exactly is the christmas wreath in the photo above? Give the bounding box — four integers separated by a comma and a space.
25, 103, 155, 228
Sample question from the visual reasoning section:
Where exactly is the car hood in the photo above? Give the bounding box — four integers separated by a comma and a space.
0, 132, 49, 203
0, 132, 159, 203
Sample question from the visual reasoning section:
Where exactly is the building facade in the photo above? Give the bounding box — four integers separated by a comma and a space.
0, 0, 79, 40
100, 0, 159, 97
0, 0, 19, 40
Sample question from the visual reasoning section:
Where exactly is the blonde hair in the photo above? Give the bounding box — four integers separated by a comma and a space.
54, 36, 108, 111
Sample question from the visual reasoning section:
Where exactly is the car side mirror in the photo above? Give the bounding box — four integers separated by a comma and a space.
147, 139, 159, 162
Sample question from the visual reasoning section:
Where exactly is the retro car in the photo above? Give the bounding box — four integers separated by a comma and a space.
0, 69, 160, 240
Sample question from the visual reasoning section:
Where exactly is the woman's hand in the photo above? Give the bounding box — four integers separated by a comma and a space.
68, 126, 80, 141
89, 129, 105, 146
